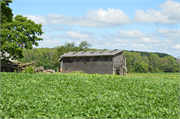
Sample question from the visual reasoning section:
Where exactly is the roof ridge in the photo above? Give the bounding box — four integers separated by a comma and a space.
60, 49, 123, 57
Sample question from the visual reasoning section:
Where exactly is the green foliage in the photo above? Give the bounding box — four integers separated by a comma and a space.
18, 48, 55, 70
134, 61, 148, 73
128, 72, 179, 77
15, 69, 22, 73
1, 1, 43, 61
17, 42, 179, 73
1, 72, 179, 118
124, 51, 179, 73
127, 50, 171, 58
1, 0, 13, 23
79, 41, 91, 51
149, 53, 159, 70
148, 65, 154, 73
142, 56, 149, 65
160, 56, 179, 72
52, 41, 105, 70
72, 70, 84, 74
25, 66, 34, 74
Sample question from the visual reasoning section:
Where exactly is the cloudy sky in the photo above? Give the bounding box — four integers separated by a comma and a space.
10, 0, 179, 58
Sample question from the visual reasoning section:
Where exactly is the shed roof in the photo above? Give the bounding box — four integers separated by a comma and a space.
58, 49, 124, 61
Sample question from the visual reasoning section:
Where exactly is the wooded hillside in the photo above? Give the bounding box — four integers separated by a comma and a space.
17, 41, 179, 73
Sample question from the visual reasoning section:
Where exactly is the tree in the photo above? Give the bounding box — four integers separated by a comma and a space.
79, 41, 91, 51
64, 42, 78, 51
1, 1, 43, 61
18, 49, 35, 63
149, 53, 159, 72
177, 56, 180, 64
1, 0, 13, 23
160, 56, 179, 72
134, 61, 148, 73
142, 56, 149, 65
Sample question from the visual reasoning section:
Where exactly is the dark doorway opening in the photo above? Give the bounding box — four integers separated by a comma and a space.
116, 69, 119, 75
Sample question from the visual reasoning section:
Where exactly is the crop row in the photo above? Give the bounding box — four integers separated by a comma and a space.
1, 72, 179, 118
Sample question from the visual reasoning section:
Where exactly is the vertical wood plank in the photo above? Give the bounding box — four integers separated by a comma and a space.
120, 65, 123, 76
123, 57, 127, 76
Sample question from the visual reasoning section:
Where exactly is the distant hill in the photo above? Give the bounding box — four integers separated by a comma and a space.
126, 50, 174, 59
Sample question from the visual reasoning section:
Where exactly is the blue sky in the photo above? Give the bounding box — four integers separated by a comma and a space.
10, 0, 179, 58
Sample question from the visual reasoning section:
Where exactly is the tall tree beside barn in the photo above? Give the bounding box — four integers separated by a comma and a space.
52, 42, 79, 69
1, 0, 43, 61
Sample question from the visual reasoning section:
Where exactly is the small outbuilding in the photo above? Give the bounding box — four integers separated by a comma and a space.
58, 49, 127, 75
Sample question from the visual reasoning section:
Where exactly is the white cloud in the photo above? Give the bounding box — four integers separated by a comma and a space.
101, 30, 163, 45
66, 31, 89, 39
132, 44, 151, 48
171, 44, 180, 49
36, 39, 62, 48
24, 15, 47, 25
52, 30, 100, 46
149, 43, 173, 47
118, 29, 145, 38
89, 40, 127, 50
158, 29, 179, 36
36, 34, 62, 48
104, 42, 126, 47
40, 34, 53, 39
137, 37, 161, 43
47, 25, 65, 31
42, 27, 52, 33
24, 8, 130, 27
134, 0, 180, 23
24, 1, 180, 27
85, 8, 130, 24
55, 31, 94, 40
165, 39, 172, 42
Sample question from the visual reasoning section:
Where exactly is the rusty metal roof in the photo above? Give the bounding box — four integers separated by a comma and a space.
58, 49, 124, 61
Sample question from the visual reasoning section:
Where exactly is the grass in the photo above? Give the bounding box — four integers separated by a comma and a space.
1, 72, 179, 118
127, 72, 180, 77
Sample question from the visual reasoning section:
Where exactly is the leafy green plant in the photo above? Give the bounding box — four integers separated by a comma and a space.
24, 66, 34, 74
14, 69, 22, 73
1, 72, 179, 118
72, 70, 84, 74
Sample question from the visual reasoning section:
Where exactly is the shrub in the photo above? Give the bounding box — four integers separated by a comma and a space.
25, 66, 34, 74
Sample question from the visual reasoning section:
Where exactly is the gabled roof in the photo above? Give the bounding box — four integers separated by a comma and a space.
58, 49, 124, 62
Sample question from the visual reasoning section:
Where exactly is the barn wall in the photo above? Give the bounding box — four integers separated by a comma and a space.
113, 52, 124, 74
62, 56, 113, 74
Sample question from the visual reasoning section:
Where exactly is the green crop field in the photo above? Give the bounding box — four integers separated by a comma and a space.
1, 72, 179, 118
127, 72, 180, 77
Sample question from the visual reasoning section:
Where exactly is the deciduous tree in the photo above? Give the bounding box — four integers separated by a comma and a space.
79, 41, 91, 51
1, 1, 43, 61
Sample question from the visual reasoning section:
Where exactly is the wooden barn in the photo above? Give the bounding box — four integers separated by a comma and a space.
58, 49, 127, 75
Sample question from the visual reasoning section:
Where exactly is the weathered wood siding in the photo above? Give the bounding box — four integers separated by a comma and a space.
113, 52, 124, 74
62, 56, 113, 74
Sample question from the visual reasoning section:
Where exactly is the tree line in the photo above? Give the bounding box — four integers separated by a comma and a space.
1, 0, 179, 73
17, 41, 180, 73
124, 51, 179, 73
